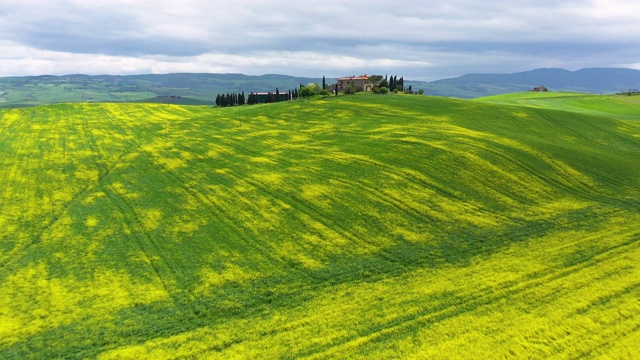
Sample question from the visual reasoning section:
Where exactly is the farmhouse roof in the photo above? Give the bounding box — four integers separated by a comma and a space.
338, 74, 369, 81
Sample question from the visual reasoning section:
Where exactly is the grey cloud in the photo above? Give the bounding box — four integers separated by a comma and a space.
0, 0, 639, 78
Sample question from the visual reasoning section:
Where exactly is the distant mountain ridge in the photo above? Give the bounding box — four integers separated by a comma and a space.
423, 68, 640, 98
1, 68, 639, 106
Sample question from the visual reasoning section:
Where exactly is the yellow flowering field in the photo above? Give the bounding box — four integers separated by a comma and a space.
0, 95, 639, 358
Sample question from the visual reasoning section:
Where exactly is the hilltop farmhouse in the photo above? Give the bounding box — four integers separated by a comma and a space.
531, 85, 549, 92
337, 75, 375, 92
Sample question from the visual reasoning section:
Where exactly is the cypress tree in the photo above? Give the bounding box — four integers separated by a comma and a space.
322, 76, 326, 90
276, 88, 280, 102
380, 75, 389, 88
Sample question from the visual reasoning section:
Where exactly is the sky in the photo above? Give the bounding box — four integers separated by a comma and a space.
0, 0, 639, 80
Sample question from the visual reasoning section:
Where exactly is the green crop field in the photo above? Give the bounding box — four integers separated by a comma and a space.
475, 92, 640, 121
1, 94, 639, 358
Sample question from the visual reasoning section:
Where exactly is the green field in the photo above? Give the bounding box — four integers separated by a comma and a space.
1, 94, 639, 358
475, 92, 640, 120
0, 74, 322, 108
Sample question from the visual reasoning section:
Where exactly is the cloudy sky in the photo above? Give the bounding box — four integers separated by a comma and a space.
0, 0, 639, 80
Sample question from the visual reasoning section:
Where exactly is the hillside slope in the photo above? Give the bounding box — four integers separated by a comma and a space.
475, 91, 640, 121
1, 95, 639, 358
0, 73, 325, 107
427, 68, 640, 98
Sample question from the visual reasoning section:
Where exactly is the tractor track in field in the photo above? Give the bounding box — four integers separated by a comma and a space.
77, 106, 110, 178
538, 109, 640, 152
0, 109, 32, 197
0, 120, 143, 270
0, 104, 183, 294
0, 107, 94, 266
100, 103, 322, 280
2, 98, 640, 358
216, 139, 402, 261
300, 227, 640, 358
142, 151, 319, 281
458, 139, 615, 204
102, 185, 179, 301
578, 320, 640, 358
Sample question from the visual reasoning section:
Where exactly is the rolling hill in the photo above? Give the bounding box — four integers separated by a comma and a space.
475, 91, 640, 120
0, 73, 325, 108
2, 67, 639, 107
0, 93, 639, 358
425, 68, 640, 98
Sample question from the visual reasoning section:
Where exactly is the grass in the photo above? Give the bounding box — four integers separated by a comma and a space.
0, 94, 639, 358
475, 91, 640, 121
0, 74, 317, 108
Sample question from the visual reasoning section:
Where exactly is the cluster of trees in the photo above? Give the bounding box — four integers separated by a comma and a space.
618, 89, 640, 96
215, 74, 424, 106
299, 82, 331, 97
375, 75, 404, 93
215, 92, 246, 107
247, 89, 297, 105
216, 88, 300, 107
371, 75, 424, 95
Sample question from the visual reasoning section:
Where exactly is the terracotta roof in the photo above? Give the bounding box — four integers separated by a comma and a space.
337, 75, 369, 81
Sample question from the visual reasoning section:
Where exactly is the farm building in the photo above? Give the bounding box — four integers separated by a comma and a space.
337, 75, 375, 92
531, 85, 549, 92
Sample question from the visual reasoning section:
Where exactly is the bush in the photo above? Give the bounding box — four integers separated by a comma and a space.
418, 89, 424, 95
378, 87, 389, 94
299, 83, 323, 98
319, 89, 330, 96
343, 84, 365, 95
299, 86, 316, 98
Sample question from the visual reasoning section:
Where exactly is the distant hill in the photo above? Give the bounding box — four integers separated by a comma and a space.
424, 68, 640, 98
0, 73, 327, 107
2, 68, 640, 106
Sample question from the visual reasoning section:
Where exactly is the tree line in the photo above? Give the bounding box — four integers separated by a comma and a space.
378, 75, 404, 92
215, 92, 246, 107
216, 88, 300, 107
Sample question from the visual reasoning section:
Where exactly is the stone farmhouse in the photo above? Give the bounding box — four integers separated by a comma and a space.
337, 75, 375, 92
531, 85, 549, 92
